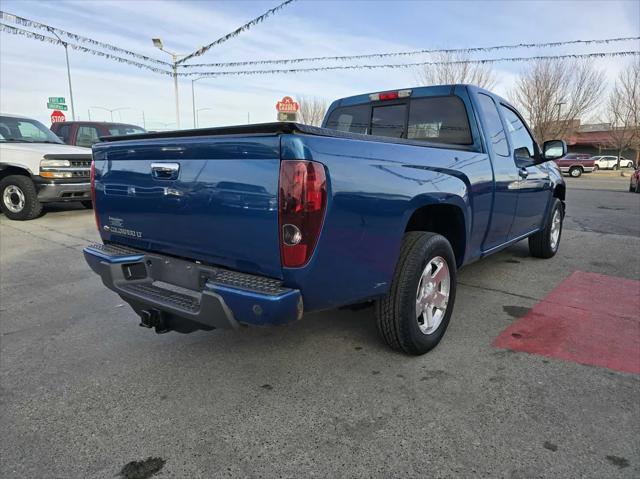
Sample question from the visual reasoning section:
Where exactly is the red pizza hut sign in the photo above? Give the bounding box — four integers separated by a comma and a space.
276, 96, 299, 113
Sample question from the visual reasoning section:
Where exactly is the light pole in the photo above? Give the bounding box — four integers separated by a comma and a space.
152, 38, 186, 129
47, 27, 75, 120
191, 76, 206, 129
196, 108, 212, 128
89, 106, 130, 122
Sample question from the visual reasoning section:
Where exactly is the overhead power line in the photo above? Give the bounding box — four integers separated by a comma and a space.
0, 10, 169, 66
0, 23, 173, 75
180, 50, 640, 77
179, 36, 640, 68
176, 0, 297, 64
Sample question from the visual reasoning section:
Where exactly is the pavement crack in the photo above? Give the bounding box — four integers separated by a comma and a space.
458, 281, 540, 302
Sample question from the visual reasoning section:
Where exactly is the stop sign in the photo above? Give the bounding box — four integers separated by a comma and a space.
50, 110, 66, 123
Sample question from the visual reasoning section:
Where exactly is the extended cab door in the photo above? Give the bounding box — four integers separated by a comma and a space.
499, 104, 552, 237
476, 93, 519, 249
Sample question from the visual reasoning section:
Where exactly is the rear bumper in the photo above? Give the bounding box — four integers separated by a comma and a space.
36, 181, 91, 202
83, 243, 303, 332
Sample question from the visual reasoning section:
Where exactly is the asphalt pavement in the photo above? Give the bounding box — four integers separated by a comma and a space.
1, 175, 639, 478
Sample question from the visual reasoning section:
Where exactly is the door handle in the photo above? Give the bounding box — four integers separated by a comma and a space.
518, 167, 529, 179
151, 162, 180, 180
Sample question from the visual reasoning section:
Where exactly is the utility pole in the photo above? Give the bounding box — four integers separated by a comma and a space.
47, 27, 76, 120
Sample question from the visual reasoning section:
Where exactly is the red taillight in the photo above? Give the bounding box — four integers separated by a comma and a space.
369, 89, 412, 102
90, 160, 100, 232
379, 91, 399, 101
278, 160, 327, 268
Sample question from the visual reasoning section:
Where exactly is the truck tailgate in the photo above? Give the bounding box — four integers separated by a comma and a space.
92, 135, 282, 279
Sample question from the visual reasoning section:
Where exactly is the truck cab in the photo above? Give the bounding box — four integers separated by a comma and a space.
0, 113, 93, 220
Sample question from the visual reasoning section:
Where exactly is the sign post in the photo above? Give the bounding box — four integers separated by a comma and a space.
276, 96, 299, 122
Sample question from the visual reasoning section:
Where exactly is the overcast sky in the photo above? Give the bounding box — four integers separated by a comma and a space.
1, 0, 639, 129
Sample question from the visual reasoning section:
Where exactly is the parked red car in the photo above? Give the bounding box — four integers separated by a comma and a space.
630, 167, 640, 193
555, 153, 595, 178
50, 121, 146, 148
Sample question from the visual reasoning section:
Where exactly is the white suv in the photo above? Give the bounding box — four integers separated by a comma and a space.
0, 114, 92, 220
592, 155, 634, 170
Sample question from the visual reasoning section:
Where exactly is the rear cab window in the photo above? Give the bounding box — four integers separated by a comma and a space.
324, 94, 473, 147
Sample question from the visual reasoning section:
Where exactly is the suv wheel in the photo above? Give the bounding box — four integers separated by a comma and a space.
376, 232, 457, 355
593, 164, 599, 171
0, 175, 43, 220
569, 166, 582, 177
529, 199, 563, 258
612, 164, 619, 171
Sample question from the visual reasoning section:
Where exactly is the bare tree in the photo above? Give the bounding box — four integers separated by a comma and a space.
603, 60, 640, 169
297, 96, 329, 126
510, 59, 605, 143
415, 52, 497, 90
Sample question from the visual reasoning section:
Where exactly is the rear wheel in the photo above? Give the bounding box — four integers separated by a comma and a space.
593, 164, 599, 171
375, 232, 457, 355
529, 198, 563, 258
81, 200, 93, 209
0, 175, 42, 220
626, 162, 634, 168
569, 166, 582, 177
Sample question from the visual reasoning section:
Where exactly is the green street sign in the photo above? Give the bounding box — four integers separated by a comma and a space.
48, 97, 65, 103
47, 102, 68, 111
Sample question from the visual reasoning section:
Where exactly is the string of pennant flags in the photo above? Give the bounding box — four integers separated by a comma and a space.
179, 36, 640, 68
176, 0, 297, 64
180, 51, 640, 77
0, 10, 171, 66
1, 8, 639, 79
0, 23, 174, 75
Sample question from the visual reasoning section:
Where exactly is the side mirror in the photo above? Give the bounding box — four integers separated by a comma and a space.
542, 139, 567, 161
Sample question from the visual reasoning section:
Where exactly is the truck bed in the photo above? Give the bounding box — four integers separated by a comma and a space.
103, 122, 479, 152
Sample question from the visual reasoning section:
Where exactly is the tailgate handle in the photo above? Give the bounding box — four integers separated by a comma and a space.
151, 162, 180, 180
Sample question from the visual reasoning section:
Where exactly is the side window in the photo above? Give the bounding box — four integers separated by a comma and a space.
500, 105, 536, 160
477, 93, 509, 157
57, 124, 70, 142
371, 104, 406, 138
407, 96, 472, 144
76, 126, 100, 148
324, 105, 369, 134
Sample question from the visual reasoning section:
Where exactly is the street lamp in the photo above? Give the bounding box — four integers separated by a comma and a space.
196, 108, 212, 128
152, 37, 185, 129
191, 76, 206, 128
89, 106, 131, 122
46, 27, 75, 120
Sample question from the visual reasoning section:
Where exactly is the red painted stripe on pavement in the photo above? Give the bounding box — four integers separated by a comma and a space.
493, 271, 640, 374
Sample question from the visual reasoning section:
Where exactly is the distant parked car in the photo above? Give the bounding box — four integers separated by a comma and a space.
591, 155, 634, 170
50, 121, 146, 148
630, 166, 640, 193
555, 153, 595, 177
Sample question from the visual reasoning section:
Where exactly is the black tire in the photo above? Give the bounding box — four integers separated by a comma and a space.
612, 164, 619, 171
626, 162, 633, 169
529, 198, 563, 259
0, 175, 42, 220
375, 232, 457, 355
81, 200, 93, 209
569, 166, 582, 178
593, 164, 599, 172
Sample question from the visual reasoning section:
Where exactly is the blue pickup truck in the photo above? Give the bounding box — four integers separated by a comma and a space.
84, 84, 566, 355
